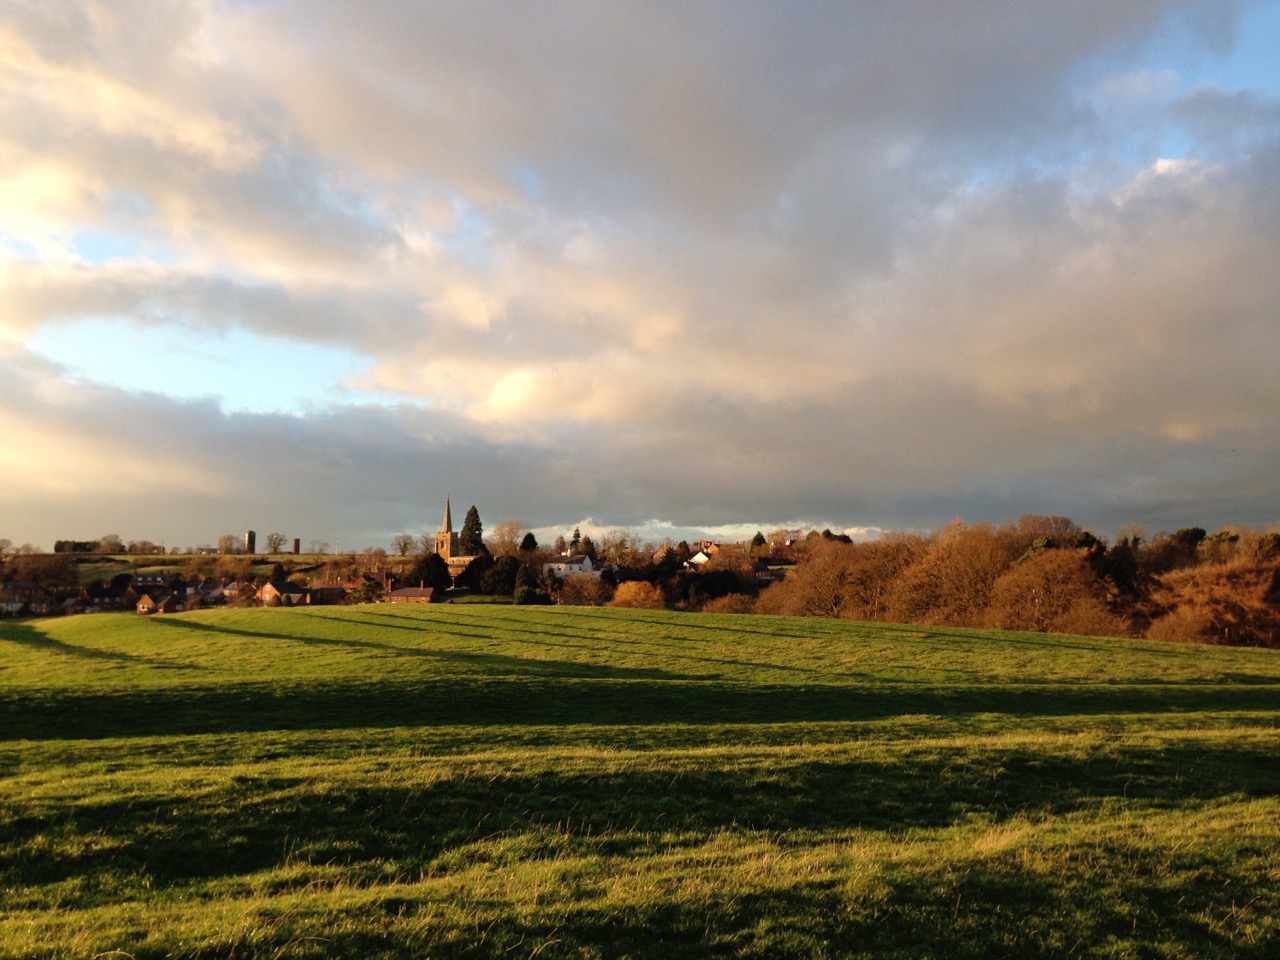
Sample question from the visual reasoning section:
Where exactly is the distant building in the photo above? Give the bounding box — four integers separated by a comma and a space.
434, 496, 478, 578
543, 554, 597, 578
292, 538, 301, 555
388, 586, 439, 603
435, 497, 460, 559
258, 581, 309, 607
244, 530, 256, 554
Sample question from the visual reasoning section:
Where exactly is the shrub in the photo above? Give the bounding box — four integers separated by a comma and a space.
985, 548, 1128, 636
702, 593, 757, 614
609, 581, 665, 610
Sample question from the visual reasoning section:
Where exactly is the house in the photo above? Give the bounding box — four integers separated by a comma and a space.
224, 580, 260, 605
258, 581, 310, 607
542, 554, 597, 578
80, 582, 138, 612
753, 562, 786, 587
308, 586, 348, 606
137, 593, 182, 615
387, 586, 438, 603
0, 581, 50, 617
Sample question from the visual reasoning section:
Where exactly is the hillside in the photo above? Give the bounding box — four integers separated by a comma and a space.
2, 606, 1279, 958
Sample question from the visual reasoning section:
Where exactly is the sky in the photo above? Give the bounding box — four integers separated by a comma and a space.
2, 0, 1279, 553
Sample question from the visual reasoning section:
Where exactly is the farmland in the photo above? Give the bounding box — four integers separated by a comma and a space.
2, 605, 1279, 958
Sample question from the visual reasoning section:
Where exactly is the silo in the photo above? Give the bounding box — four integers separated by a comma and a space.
244, 530, 256, 554
292, 538, 301, 555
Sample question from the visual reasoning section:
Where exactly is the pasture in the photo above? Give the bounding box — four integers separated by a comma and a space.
2, 605, 1278, 958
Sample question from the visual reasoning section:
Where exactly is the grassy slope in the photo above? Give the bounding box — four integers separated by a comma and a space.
1, 606, 1278, 958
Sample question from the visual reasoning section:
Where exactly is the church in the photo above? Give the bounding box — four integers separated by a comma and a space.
435, 497, 477, 577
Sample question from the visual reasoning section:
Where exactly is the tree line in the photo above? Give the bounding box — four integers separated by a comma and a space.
752, 517, 1280, 648
8, 512, 1279, 646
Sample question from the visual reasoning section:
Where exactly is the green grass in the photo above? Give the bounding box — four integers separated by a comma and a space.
2, 606, 1279, 958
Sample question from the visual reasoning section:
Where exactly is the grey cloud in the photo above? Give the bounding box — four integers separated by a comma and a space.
3, 0, 1278, 549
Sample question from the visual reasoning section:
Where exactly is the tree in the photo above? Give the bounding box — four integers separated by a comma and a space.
217, 534, 238, 555
600, 529, 646, 568
97, 534, 125, 554
489, 519, 529, 557
570, 527, 582, 552
480, 555, 522, 596
11, 553, 77, 590
454, 549, 494, 590
609, 581, 665, 609
348, 580, 384, 604
404, 551, 453, 591
391, 534, 416, 556
985, 548, 1125, 635
556, 574, 614, 606
459, 506, 484, 555
0, 539, 12, 556
264, 532, 286, 554
513, 563, 550, 605
520, 532, 539, 553
886, 521, 1017, 627
750, 531, 768, 554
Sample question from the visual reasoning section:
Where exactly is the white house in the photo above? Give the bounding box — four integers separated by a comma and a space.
542, 554, 597, 578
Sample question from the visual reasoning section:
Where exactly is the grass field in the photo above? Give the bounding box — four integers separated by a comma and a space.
2, 605, 1278, 958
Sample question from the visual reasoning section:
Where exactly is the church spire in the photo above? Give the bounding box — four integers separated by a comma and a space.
442, 496, 453, 533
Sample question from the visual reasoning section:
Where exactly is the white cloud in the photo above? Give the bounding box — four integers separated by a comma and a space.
1, 0, 1278, 549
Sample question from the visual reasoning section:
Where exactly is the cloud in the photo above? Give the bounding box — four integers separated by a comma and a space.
1, 0, 1278, 549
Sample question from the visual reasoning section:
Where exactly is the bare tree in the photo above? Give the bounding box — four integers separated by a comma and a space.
600, 529, 648, 567
217, 534, 238, 555
392, 534, 416, 556
264, 532, 286, 554
488, 519, 529, 557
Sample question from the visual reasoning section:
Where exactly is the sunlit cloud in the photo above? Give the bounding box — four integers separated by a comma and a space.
1, 0, 1277, 550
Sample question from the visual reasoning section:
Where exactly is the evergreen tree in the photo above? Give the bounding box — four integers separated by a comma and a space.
514, 562, 551, 605
454, 549, 494, 591
460, 506, 484, 555
520, 532, 539, 553
570, 527, 582, 552
481, 555, 522, 596
404, 552, 453, 590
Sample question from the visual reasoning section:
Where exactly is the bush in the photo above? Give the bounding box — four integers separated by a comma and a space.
702, 593, 757, 614
556, 575, 613, 606
608, 581, 665, 610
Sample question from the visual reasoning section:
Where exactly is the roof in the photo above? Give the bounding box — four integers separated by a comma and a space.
262, 580, 308, 595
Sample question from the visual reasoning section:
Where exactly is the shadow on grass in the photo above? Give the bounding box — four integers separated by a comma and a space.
143, 615, 700, 683
0, 618, 195, 669
4, 735, 1278, 891
3, 675, 1279, 741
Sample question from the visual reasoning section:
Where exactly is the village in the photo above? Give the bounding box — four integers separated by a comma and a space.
0, 499, 785, 619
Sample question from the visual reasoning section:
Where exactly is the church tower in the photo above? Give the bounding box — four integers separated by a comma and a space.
435, 496, 460, 558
